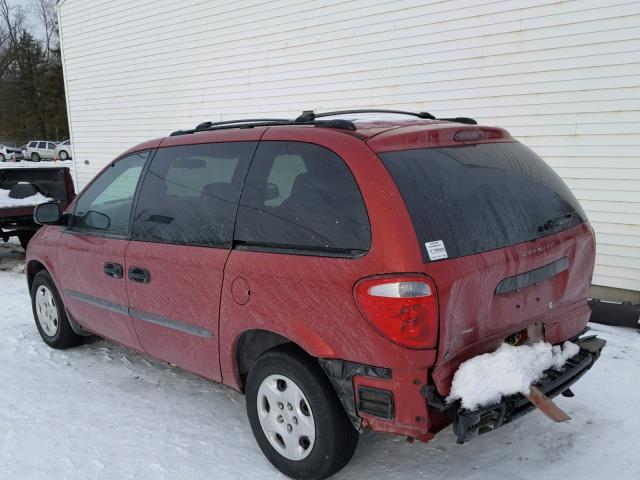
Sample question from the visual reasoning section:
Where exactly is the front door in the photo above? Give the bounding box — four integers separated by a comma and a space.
126, 140, 257, 381
57, 151, 150, 348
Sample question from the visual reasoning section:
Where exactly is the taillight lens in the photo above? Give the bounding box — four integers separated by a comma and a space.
354, 275, 438, 349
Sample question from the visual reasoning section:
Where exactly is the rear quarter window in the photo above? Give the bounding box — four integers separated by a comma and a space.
380, 142, 586, 262
234, 141, 371, 257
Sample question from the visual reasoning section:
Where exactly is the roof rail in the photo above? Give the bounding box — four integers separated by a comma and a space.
169, 109, 477, 136
194, 118, 290, 130
170, 118, 357, 136
297, 109, 478, 125
296, 109, 436, 122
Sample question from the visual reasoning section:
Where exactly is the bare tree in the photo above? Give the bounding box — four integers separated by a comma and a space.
32, 0, 58, 62
0, 0, 24, 77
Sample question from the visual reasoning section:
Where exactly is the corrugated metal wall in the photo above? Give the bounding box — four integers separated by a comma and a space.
58, 0, 640, 292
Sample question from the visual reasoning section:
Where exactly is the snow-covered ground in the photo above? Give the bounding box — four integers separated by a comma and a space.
1, 240, 639, 479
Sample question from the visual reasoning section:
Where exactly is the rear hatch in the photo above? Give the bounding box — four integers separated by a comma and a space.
377, 134, 595, 395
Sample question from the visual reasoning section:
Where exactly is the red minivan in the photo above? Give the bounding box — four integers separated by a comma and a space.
27, 110, 605, 479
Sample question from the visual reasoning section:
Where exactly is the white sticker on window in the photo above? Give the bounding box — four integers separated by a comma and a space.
425, 240, 448, 261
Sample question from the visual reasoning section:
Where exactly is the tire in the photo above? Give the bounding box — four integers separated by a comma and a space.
246, 345, 359, 480
0, 153, 5, 162
30, 270, 84, 349
59, 150, 69, 160
31, 152, 41, 162
17, 231, 35, 250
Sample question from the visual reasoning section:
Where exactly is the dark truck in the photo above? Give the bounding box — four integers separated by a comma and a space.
0, 164, 75, 249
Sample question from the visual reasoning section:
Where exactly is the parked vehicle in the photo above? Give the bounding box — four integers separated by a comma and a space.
26, 110, 605, 480
1, 163, 75, 249
0, 143, 24, 162
25, 140, 57, 162
54, 139, 73, 161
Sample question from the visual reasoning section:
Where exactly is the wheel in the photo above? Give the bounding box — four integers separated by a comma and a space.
246, 346, 359, 480
30, 270, 84, 349
0, 153, 5, 162
17, 231, 35, 250
59, 150, 69, 160
31, 152, 41, 162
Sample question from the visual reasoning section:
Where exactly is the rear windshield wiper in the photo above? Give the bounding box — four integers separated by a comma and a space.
538, 211, 578, 232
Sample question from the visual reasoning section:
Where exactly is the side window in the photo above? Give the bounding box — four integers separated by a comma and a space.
47, 143, 56, 150
72, 151, 148, 235
29, 141, 37, 148
131, 141, 256, 248
38, 142, 46, 149
235, 141, 371, 256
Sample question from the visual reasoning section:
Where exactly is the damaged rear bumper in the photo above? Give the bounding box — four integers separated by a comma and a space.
422, 335, 606, 444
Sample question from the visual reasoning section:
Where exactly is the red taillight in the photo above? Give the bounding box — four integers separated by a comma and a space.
354, 275, 438, 349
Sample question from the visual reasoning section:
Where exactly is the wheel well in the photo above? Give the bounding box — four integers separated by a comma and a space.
236, 330, 306, 392
26, 260, 46, 290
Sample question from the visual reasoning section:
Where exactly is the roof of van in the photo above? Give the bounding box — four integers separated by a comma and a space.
122, 118, 513, 157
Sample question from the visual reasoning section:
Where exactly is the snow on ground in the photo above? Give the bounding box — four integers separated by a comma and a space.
1, 241, 639, 479
447, 341, 580, 410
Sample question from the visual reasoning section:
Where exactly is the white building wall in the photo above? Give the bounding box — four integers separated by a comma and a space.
58, 0, 640, 293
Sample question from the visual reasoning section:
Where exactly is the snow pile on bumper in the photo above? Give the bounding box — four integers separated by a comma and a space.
447, 341, 580, 410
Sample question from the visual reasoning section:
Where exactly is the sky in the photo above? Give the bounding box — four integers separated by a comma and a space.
5, 0, 49, 39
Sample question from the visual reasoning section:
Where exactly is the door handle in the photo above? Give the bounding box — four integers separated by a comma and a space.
104, 262, 123, 279
128, 267, 150, 284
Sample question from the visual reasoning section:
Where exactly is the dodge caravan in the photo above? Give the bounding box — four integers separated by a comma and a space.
26, 110, 605, 479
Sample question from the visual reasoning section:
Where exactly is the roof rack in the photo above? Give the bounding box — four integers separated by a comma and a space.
170, 109, 477, 136
194, 118, 290, 130
296, 109, 436, 122
296, 109, 477, 125
170, 118, 357, 136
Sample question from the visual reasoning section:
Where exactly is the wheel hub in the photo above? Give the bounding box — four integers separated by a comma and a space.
256, 374, 315, 461
35, 285, 59, 337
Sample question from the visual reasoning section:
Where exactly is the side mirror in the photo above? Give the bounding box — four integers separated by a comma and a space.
33, 202, 61, 225
264, 182, 280, 201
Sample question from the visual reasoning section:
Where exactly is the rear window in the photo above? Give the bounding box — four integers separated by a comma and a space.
380, 142, 586, 262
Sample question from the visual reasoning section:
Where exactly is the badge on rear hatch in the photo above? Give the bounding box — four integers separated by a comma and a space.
425, 240, 448, 261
